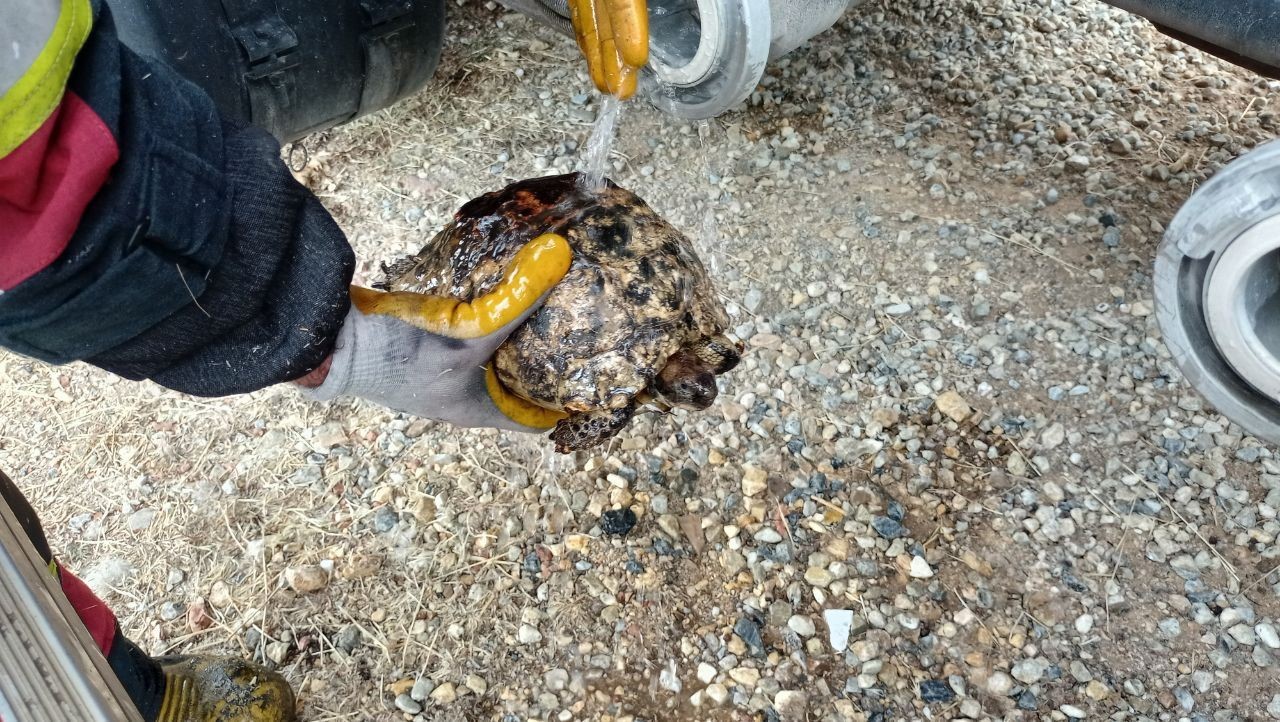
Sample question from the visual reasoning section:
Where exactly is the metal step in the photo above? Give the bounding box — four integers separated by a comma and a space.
0, 495, 141, 722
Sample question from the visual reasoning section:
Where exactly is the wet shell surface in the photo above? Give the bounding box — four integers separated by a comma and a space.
381, 173, 742, 451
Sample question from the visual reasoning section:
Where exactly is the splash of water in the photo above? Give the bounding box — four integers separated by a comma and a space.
577, 94, 623, 193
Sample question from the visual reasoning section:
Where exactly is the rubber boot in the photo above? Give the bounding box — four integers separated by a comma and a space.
153, 655, 297, 722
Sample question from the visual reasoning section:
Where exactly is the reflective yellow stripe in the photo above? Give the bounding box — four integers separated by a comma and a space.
0, 0, 92, 157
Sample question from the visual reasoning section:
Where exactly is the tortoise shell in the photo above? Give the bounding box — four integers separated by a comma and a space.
381, 173, 741, 451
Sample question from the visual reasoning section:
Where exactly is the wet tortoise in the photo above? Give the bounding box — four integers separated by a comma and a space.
381, 173, 742, 452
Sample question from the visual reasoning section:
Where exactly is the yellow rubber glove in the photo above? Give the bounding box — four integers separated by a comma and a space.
569, 0, 649, 99
304, 234, 572, 431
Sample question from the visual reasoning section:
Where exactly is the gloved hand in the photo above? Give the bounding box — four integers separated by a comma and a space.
569, 0, 649, 99
303, 234, 572, 431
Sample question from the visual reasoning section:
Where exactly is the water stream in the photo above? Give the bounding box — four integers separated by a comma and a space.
576, 94, 624, 193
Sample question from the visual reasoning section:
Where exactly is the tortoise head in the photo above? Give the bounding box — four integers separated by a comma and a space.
652, 334, 743, 410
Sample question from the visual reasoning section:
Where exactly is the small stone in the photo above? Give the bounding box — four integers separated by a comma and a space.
1011, 658, 1045, 684
1228, 623, 1256, 645
312, 421, 347, 449
1075, 614, 1094, 634
909, 556, 933, 578
1257, 623, 1280, 649
871, 516, 907, 539
659, 663, 682, 693
336, 625, 362, 653
284, 565, 329, 594
371, 506, 399, 533
517, 624, 542, 644
983, 670, 1013, 691
600, 508, 637, 536
1269, 693, 1280, 719
127, 508, 156, 532
209, 581, 232, 607
787, 615, 816, 637
265, 641, 289, 665
705, 683, 730, 705
755, 528, 783, 544
1040, 423, 1065, 450
773, 690, 807, 720
394, 693, 421, 714
1061, 704, 1086, 718
734, 617, 765, 656
884, 303, 912, 316
919, 679, 955, 703
429, 682, 456, 705
1066, 154, 1091, 172
1158, 618, 1181, 637
933, 390, 971, 422
697, 662, 717, 684
410, 676, 433, 701
463, 674, 486, 695
804, 567, 834, 587
824, 609, 855, 652
742, 466, 768, 496
729, 667, 760, 687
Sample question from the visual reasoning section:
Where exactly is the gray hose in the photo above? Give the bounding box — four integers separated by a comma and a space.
1104, 0, 1280, 73
496, 0, 574, 35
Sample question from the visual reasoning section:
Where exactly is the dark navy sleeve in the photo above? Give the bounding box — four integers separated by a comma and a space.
0, 0, 354, 396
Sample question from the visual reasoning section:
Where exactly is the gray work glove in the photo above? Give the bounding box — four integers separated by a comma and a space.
303, 234, 571, 431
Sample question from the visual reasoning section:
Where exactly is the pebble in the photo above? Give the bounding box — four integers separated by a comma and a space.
410, 676, 434, 701
933, 390, 972, 422
394, 694, 421, 714
986, 672, 1014, 696
430, 682, 456, 705
871, 516, 907, 539
728, 667, 760, 687
741, 466, 768, 496
823, 609, 855, 652
127, 508, 156, 532
284, 565, 329, 594
1258, 623, 1280, 649
1061, 704, 1086, 718
1011, 658, 1046, 684
517, 624, 542, 644
787, 615, 816, 637
908, 556, 933, 578
804, 567, 834, 586
705, 683, 729, 705
919, 679, 954, 703
1228, 624, 1257, 646
773, 690, 807, 720
600, 508, 637, 536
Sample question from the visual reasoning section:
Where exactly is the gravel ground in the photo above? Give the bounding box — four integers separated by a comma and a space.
4, 0, 1280, 720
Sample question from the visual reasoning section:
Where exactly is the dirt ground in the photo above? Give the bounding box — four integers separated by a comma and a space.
3, 0, 1280, 720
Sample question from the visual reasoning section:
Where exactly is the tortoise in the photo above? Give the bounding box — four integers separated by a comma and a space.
380, 173, 742, 452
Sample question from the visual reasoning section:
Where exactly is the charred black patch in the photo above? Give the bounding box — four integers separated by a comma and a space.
563, 324, 601, 348
624, 279, 653, 305
637, 255, 656, 281
456, 174, 577, 219
526, 306, 557, 336
580, 209, 634, 255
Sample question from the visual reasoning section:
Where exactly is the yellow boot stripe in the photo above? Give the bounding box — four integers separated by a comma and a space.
0, 0, 93, 157
351, 233, 572, 339
485, 366, 566, 429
